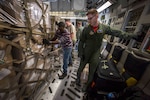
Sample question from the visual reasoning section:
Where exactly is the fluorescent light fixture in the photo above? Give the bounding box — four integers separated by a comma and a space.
97, 1, 112, 12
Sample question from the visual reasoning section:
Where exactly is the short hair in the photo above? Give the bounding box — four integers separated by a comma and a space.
65, 19, 71, 22
57, 22, 65, 27
86, 8, 98, 15
77, 21, 82, 25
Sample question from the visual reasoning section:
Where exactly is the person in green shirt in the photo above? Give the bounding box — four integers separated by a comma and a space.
76, 8, 136, 92
76, 21, 84, 41
75, 21, 84, 50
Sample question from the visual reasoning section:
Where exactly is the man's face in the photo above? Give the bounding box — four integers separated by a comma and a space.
65, 21, 70, 26
58, 26, 64, 31
77, 23, 80, 27
87, 14, 97, 26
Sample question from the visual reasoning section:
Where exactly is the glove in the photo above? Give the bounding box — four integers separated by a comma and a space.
78, 54, 85, 61
43, 39, 50, 45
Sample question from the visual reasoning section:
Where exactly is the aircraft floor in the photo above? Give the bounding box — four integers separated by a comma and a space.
39, 51, 86, 100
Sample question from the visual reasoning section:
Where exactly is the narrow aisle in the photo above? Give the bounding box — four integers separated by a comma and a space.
39, 50, 85, 100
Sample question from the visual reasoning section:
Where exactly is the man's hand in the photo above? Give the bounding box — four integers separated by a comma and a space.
78, 53, 85, 61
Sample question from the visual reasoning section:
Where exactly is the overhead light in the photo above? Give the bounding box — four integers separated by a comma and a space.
97, 1, 112, 12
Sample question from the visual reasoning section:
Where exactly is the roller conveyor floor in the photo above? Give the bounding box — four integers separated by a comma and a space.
39, 50, 86, 100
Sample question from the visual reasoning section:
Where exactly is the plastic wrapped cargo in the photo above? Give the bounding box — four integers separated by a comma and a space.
0, 0, 50, 29
0, 0, 24, 26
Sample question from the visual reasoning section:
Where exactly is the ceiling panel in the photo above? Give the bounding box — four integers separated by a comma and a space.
50, 0, 72, 11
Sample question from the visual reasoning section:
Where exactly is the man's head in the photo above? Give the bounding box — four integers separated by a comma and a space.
77, 21, 82, 25
65, 19, 71, 26
77, 21, 82, 27
86, 8, 99, 26
86, 8, 98, 15
57, 21, 65, 31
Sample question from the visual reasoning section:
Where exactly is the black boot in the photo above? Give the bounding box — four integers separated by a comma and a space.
59, 73, 67, 79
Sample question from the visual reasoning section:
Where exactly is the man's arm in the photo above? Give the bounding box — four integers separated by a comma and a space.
78, 27, 86, 57
70, 25, 77, 42
104, 24, 137, 39
43, 31, 58, 45
51, 30, 59, 41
